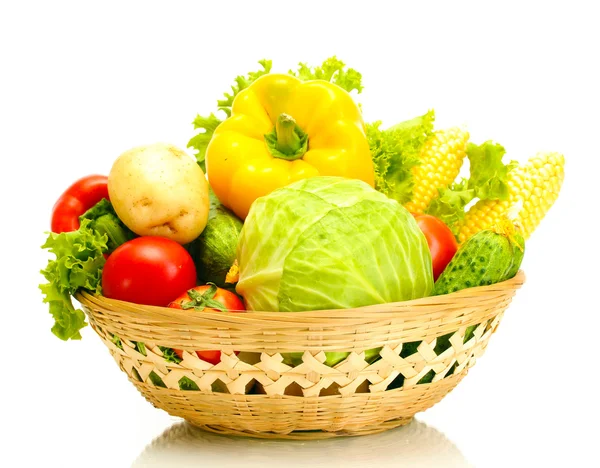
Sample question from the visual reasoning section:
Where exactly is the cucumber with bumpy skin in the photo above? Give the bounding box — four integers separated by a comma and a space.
185, 188, 243, 288
433, 224, 524, 295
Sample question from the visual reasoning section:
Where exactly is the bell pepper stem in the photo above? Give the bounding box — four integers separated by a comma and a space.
264, 113, 308, 161
276, 114, 302, 154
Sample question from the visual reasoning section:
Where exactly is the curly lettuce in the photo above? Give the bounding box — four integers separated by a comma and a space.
80, 198, 135, 252
39, 200, 134, 341
367, 110, 435, 203
466, 141, 518, 200
39, 219, 107, 340
288, 56, 363, 94
425, 178, 475, 234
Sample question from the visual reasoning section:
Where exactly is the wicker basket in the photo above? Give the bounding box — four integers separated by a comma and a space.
77, 270, 525, 439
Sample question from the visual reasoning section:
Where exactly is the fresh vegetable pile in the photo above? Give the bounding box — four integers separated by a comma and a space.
40, 57, 565, 376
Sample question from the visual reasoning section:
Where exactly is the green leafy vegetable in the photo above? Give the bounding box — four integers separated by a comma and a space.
289, 56, 363, 94
40, 199, 135, 341
418, 370, 436, 384
133, 341, 147, 356
79, 199, 136, 252
217, 59, 273, 117
446, 362, 458, 377
467, 141, 518, 200
367, 110, 435, 204
425, 178, 475, 234
238, 176, 433, 312
111, 334, 123, 350
187, 114, 222, 172
179, 376, 200, 391
237, 176, 433, 366
158, 346, 182, 364
434, 333, 453, 355
149, 371, 167, 388
39, 218, 107, 340
400, 341, 420, 358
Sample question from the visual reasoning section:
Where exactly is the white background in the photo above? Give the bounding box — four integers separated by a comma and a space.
1, 1, 598, 467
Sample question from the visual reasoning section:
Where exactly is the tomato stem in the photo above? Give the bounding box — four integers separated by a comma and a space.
182, 283, 226, 312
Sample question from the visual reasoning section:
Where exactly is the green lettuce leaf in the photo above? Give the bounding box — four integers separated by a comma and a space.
111, 333, 124, 350
467, 141, 518, 200
39, 282, 87, 341
158, 346, 182, 364
289, 56, 363, 94
39, 219, 108, 340
216, 59, 273, 116
187, 114, 222, 172
367, 110, 435, 203
149, 371, 167, 388
179, 376, 200, 391
425, 178, 475, 235
133, 341, 147, 356
79, 198, 135, 253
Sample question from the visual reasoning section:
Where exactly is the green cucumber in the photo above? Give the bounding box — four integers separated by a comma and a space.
185, 188, 243, 288
433, 226, 524, 295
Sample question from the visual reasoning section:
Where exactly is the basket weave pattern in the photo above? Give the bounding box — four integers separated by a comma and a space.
78, 270, 524, 438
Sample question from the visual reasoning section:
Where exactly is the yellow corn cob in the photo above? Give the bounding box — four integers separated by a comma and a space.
403, 127, 469, 213
457, 151, 565, 243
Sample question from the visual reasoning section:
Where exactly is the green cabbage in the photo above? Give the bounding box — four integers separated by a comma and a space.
237, 177, 433, 366
237, 177, 433, 312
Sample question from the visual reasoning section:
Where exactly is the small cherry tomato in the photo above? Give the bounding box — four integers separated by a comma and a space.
169, 284, 245, 365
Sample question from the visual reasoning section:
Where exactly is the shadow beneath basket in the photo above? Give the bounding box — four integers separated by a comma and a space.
132, 418, 472, 468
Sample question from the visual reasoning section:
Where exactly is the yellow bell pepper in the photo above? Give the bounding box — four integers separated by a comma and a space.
205, 74, 375, 219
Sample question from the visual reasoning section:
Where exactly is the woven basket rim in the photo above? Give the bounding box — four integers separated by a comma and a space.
76, 270, 525, 321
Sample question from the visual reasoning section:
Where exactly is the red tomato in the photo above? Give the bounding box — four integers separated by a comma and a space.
102, 237, 196, 306
412, 214, 458, 280
51, 175, 109, 233
169, 284, 245, 365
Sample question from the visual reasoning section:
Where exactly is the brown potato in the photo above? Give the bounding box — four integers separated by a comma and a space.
108, 143, 209, 244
